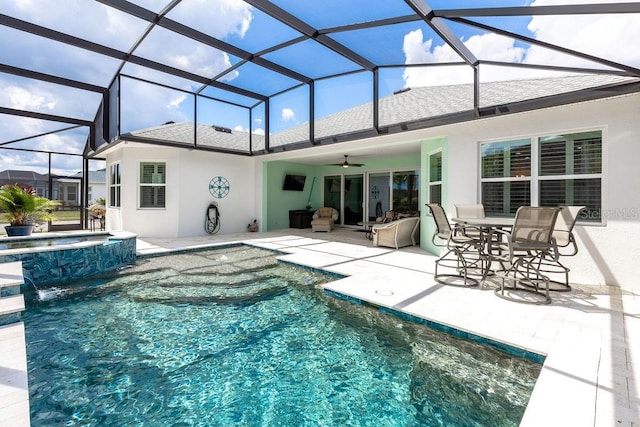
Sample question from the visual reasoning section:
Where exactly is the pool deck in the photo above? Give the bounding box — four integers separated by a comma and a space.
2, 228, 639, 425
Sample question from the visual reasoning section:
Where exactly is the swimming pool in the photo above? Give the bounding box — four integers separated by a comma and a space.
24, 246, 541, 426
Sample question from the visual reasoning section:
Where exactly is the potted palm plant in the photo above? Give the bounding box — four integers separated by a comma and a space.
0, 184, 60, 236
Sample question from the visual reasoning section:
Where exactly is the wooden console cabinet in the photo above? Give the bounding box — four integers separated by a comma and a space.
289, 210, 314, 229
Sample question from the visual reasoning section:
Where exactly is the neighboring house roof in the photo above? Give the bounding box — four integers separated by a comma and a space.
122, 74, 638, 152
70, 169, 106, 184
0, 170, 52, 182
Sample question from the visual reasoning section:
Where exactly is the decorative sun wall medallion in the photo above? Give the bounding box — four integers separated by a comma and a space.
209, 176, 230, 198
371, 185, 380, 199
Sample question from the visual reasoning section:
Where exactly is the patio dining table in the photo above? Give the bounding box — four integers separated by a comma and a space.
451, 217, 515, 281
451, 217, 515, 229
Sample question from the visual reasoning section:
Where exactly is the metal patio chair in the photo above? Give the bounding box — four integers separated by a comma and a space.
454, 203, 486, 219
427, 203, 484, 287
532, 205, 586, 292
487, 206, 561, 304
454, 203, 486, 239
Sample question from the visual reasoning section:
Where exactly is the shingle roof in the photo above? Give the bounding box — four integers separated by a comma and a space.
0, 170, 50, 181
71, 169, 106, 183
127, 122, 265, 152
123, 74, 638, 151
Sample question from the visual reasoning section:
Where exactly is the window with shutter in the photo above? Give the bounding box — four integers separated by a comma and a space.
538, 131, 602, 221
109, 163, 121, 208
139, 162, 166, 208
480, 139, 531, 216
480, 130, 602, 221
428, 151, 442, 205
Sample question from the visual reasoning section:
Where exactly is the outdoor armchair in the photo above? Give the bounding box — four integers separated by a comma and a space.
488, 206, 561, 304
371, 216, 420, 249
311, 207, 339, 232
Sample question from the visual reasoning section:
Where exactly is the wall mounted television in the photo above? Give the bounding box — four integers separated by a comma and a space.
283, 174, 306, 191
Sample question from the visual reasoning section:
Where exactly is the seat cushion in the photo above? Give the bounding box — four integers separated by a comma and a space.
317, 207, 334, 218
311, 218, 333, 225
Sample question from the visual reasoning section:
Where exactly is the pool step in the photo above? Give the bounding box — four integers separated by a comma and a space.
0, 261, 29, 426
0, 262, 25, 326
0, 295, 25, 326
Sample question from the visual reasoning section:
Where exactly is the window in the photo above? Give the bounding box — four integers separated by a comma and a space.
392, 170, 419, 211
480, 139, 531, 216
140, 162, 166, 208
109, 163, 121, 208
428, 151, 442, 205
480, 131, 601, 220
67, 185, 77, 202
538, 131, 602, 220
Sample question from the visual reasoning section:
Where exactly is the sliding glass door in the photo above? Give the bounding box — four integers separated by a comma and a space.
324, 170, 418, 226
323, 175, 341, 212
323, 174, 364, 226
343, 174, 364, 225
368, 172, 390, 221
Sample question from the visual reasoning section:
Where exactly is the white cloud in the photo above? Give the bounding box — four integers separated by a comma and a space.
229, 124, 264, 135
169, 94, 188, 109
137, 1, 251, 81
168, 0, 253, 39
119, 79, 189, 132
402, 0, 640, 86
403, 30, 527, 86
2, 86, 55, 110
281, 108, 295, 121
526, 0, 640, 69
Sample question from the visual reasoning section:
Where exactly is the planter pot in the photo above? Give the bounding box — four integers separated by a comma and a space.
5, 225, 34, 237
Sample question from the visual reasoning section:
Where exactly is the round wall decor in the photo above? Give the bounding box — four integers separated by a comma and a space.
209, 176, 230, 198
371, 185, 380, 199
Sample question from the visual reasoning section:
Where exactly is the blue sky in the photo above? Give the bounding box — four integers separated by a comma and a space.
0, 0, 638, 175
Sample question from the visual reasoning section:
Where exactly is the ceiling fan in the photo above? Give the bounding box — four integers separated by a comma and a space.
327, 155, 365, 168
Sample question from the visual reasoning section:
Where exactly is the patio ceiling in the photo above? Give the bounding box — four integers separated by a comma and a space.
1, 1, 639, 162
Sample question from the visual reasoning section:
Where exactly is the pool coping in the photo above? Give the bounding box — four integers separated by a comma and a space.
323, 288, 545, 364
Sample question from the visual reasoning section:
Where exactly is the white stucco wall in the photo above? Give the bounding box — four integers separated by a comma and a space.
105, 145, 258, 238
437, 93, 640, 288
88, 182, 106, 204
101, 92, 640, 289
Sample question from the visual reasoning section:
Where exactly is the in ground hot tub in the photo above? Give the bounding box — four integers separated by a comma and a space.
0, 231, 137, 286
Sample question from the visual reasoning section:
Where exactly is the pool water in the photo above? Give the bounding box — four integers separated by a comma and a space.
24, 246, 541, 426
0, 235, 106, 250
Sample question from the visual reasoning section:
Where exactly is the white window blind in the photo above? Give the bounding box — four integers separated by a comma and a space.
480, 131, 602, 221
428, 151, 442, 205
538, 131, 602, 220
480, 139, 531, 216
140, 162, 166, 208
109, 163, 121, 208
